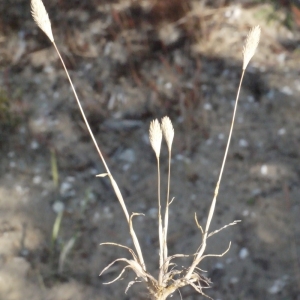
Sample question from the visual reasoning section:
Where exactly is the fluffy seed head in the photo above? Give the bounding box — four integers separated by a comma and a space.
31, 0, 54, 42
161, 116, 174, 152
243, 25, 260, 70
149, 119, 162, 158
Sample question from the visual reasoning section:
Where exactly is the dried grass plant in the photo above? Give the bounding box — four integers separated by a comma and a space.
31, 0, 260, 298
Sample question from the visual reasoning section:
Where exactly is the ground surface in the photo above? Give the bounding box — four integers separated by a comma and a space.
0, 1, 300, 299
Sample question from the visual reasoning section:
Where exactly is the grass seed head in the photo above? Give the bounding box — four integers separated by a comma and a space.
243, 25, 261, 70
149, 119, 162, 158
161, 116, 174, 152
31, 0, 54, 43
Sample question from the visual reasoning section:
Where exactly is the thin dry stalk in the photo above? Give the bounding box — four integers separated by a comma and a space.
31, 0, 146, 270
161, 116, 174, 273
149, 120, 164, 281
184, 25, 261, 281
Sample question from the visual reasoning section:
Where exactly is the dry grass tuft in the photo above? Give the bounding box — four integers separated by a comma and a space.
149, 119, 163, 159
31, 0, 261, 298
31, 0, 54, 42
243, 25, 261, 70
161, 116, 174, 152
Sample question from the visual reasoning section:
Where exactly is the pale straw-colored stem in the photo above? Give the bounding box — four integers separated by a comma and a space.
185, 70, 245, 280
163, 149, 172, 273
52, 41, 146, 270
31, 0, 146, 269
52, 44, 110, 175
160, 116, 174, 278
157, 156, 164, 285
184, 26, 260, 280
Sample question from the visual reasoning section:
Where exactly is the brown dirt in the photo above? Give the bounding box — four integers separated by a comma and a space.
0, 1, 300, 299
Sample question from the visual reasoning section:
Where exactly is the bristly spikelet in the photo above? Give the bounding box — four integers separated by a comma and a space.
243, 25, 261, 70
149, 119, 162, 158
31, 0, 54, 43
161, 116, 174, 152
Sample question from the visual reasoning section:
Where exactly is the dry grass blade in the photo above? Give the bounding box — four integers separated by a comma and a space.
243, 25, 261, 70
100, 242, 139, 262
195, 242, 232, 262
194, 213, 204, 235
129, 213, 146, 269
208, 220, 241, 238
107, 175, 146, 270
31, 0, 54, 42
100, 258, 147, 284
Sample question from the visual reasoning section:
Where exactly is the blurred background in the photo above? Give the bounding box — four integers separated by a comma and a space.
0, 0, 300, 299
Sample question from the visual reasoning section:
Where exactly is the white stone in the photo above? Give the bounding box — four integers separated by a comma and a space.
239, 139, 248, 148
32, 175, 42, 185
52, 201, 65, 213
260, 165, 268, 175
239, 247, 249, 259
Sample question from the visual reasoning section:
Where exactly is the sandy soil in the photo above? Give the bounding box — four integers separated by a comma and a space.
0, 1, 300, 299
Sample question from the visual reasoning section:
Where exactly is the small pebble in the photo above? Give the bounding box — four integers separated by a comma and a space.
251, 188, 261, 196
205, 138, 213, 145
122, 164, 130, 171
204, 103, 212, 110
277, 128, 286, 135
260, 165, 268, 175
92, 212, 100, 223
280, 86, 293, 95
52, 201, 65, 213
15, 185, 28, 195
148, 207, 158, 219
9, 161, 16, 168
276, 53, 286, 64
247, 95, 255, 103
32, 175, 42, 185
103, 206, 113, 219
175, 154, 185, 161
239, 139, 248, 148
7, 151, 15, 158
165, 82, 172, 89
239, 247, 249, 259
53, 91, 60, 99
218, 133, 225, 140
119, 149, 135, 163
226, 257, 233, 264
90, 168, 98, 175
268, 277, 287, 294
242, 209, 249, 217
230, 277, 239, 284
214, 262, 224, 269
60, 181, 73, 196
30, 140, 39, 150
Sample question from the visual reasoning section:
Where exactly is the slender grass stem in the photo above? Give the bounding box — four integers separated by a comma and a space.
157, 156, 164, 284
163, 149, 172, 272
